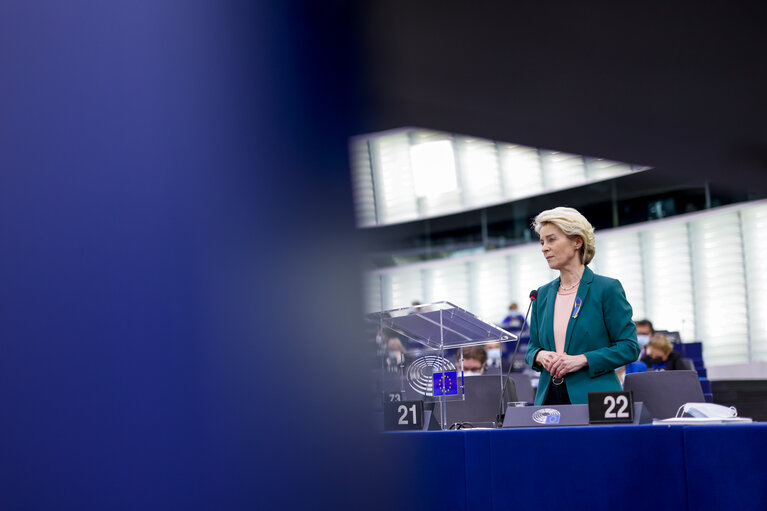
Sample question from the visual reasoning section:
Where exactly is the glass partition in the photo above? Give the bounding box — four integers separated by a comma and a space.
370, 302, 517, 429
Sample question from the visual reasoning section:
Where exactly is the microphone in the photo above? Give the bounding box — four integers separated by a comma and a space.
497, 289, 538, 425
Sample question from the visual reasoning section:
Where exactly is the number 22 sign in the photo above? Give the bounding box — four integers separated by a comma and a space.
587, 391, 634, 424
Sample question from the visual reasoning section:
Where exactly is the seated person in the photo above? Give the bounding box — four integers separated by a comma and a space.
484, 341, 502, 369
385, 336, 406, 372
640, 334, 687, 371
617, 318, 654, 382
634, 318, 654, 359
501, 303, 527, 332
459, 345, 487, 376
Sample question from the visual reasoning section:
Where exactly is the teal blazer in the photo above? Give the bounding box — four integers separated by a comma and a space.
524, 266, 639, 405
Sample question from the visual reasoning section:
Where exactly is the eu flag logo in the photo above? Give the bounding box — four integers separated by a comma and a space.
433, 371, 458, 396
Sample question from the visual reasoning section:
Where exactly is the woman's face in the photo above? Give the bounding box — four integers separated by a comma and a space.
646, 346, 669, 361
539, 223, 582, 271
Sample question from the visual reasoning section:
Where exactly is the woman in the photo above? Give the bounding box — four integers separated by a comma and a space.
524, 207, 640, 405
641, 334, 687, 370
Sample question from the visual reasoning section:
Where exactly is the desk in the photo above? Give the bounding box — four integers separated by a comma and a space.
381, 424, 767, 511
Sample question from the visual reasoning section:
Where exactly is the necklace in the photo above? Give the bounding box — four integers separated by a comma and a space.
559, 280, 580, 291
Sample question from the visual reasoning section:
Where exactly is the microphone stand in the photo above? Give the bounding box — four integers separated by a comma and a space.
496, 290, 537, 426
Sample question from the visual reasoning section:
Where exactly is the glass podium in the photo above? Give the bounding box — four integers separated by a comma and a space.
370, 302, 518, 430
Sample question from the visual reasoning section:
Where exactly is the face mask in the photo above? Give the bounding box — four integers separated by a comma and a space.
637, 334, 650, 346
463, 370, 482, 376
680, 403, 738, 419
487, 348, 501, 361
388, 352, 402, 364
647, 357, 665, 367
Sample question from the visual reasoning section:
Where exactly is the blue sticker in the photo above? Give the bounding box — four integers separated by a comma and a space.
546, 415, 560, 424
572, 297, 582, 318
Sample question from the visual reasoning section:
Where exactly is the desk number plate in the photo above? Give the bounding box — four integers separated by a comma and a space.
384, 400, 424, 431
588, 391, 634, 424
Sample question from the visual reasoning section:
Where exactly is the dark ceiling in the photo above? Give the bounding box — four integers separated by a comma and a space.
356, 1, 767, 195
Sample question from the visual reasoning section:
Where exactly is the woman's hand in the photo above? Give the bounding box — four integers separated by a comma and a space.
535, 350, 559, 372
549, 353, 588, 379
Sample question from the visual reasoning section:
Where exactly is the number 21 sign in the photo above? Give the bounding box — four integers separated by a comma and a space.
383, 400, 424, 430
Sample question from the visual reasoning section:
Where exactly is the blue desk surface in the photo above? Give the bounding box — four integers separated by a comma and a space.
381, 423, 767, 511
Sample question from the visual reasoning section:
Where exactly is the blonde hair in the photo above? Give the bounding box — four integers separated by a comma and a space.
648, 334, 673, 355
533, 207, 596, 265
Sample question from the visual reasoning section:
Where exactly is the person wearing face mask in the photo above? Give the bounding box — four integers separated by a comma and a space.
641, 333, 686, 370
525, 207, 640, 405
501, 303, 527, 332
484, 341, 503, 370
635, 319, 654, 359
616, 318, 653, 384
459, 346, 487, 376
385, 335, 407, 372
